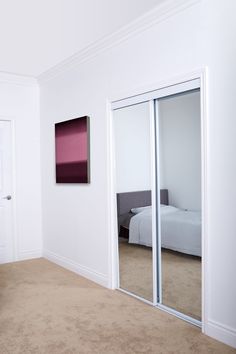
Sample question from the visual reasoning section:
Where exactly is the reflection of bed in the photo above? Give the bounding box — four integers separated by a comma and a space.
117, 190, 201, 257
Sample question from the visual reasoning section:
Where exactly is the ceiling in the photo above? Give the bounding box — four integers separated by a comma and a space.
0, 0, 165, 77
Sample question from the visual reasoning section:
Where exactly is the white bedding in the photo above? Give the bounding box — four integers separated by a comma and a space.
129, 205, 201, 256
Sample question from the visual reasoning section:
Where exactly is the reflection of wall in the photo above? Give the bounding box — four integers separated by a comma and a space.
113, 103, 151, 193
159, 91, 201, 210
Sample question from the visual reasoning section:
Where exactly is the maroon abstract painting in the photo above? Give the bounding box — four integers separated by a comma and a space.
55, 116, 90, 183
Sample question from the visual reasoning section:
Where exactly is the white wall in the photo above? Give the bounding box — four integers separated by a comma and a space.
0, 74, 42, 260
159, 90, 201, 210
200, 0, 236, 347
113, 103, 151, 193
40, 0, 236, 348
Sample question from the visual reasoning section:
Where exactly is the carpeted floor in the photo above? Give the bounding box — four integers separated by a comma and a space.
0, 258, 235, 354
119, 240, 201, 320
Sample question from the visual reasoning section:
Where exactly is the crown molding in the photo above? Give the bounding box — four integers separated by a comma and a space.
38, 0, 200, 84
0, 72, 37, 87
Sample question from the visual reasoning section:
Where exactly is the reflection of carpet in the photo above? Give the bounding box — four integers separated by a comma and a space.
119, 240, 201, 320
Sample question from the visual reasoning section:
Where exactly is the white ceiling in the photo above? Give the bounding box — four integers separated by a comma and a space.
0, 0, 165, 77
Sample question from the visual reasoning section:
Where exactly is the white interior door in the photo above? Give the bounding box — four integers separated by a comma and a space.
0, 120, 14, 264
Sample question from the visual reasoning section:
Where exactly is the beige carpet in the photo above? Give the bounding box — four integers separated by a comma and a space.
119, 240, 201, 320
119, 240, 153, 302
0, 258, 235, 354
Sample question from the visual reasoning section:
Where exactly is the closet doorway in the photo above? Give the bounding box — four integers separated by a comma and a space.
110, 74, 206, 327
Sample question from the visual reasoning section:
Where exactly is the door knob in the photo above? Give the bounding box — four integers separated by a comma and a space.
2, 195, 11, 200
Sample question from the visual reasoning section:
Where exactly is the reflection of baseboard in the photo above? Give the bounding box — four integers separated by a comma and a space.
18, 249, 42, 261
43, 249, 108, 288
205, 320, 236, 349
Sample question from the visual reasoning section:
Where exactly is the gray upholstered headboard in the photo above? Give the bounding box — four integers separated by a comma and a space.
116, 189, 168, 232
117, 189, 168, 216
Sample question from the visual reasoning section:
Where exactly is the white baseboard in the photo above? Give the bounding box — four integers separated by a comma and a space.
205, 320, 236, 349
18, 249, 42, 261
43, 249, 108, 288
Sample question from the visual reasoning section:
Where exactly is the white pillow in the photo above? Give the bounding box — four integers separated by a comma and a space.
160, 204, 178, 214
131, 205, 151, 214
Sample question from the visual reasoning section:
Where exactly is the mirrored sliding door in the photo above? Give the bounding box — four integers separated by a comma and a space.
157, 90, 202, 321
112, 78, 202, 325
113, 102, 154, 301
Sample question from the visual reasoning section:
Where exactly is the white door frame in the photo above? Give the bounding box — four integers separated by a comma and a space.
107, 68, 209, 333
0, 117, 18, 262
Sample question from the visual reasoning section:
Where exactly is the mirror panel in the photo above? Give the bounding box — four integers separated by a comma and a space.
113, 102, 153, 301
158, 90, 202, 320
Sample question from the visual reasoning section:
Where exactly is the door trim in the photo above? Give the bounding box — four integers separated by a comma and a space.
107, 68, 208, 333
0, 117, 18, 262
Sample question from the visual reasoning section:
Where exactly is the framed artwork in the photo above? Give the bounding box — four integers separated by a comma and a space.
55, 116, 90, 183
